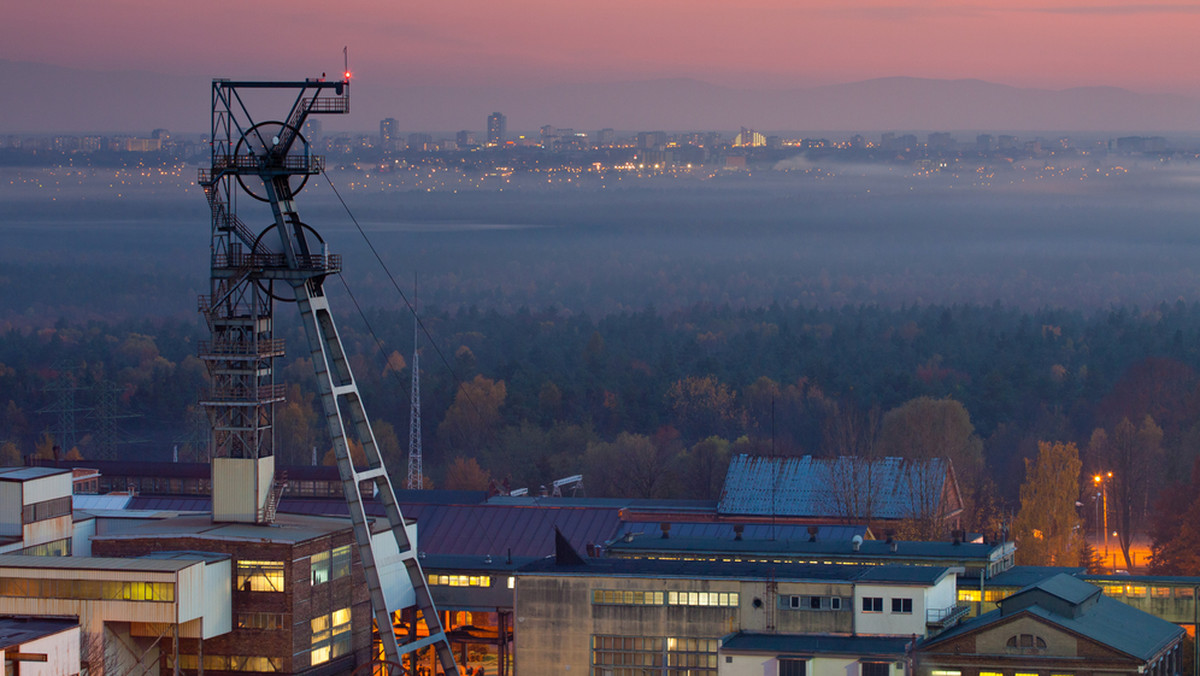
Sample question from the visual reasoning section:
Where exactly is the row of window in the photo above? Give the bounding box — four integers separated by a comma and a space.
237, 560, 285, 593
22, 496, 72, 525
592, 635, 718, 676
962, 585, 1197, 604
0, 578, 174, 602
862, 597, 912, 614
431, 574, 492, 588
237, 612, 286, 631
788, 595, 844, 611
591, 590, 739, 607
169, 655, 283, 672
311, 607, 352, 666
310, 545, 351, 586
20, 538, 70, 557
778, 658, 890, 676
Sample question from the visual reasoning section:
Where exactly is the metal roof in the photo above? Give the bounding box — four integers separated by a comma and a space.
0, 554, 203, 573
520, 556, 950, 585
0, 467, 69, 482
0, 617, 78, 649
606, 533, 1002, 563
612, 522, 867, 542
125, 497, 620, 557
983, 565, 1085, 589
73, 494, 133, 511
401, 503, 621, 558
90, 512, 352, 545
718, 454, 951, 519
720, 631, 911, 656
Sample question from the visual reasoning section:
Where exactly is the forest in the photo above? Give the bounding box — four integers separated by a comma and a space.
1, 299, 1200, 571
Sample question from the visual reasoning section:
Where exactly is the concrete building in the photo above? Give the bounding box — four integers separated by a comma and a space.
514, 549, 959, 676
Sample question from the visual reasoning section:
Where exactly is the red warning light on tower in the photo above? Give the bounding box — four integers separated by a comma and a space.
343, 71, 352, 81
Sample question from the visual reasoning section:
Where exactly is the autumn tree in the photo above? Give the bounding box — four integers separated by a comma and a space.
877, 397, 983, 482
1147, 459, 1200, 575
444, 457, 490, 491
585, 432, 674, 498
676, 436, 731, 500
1089, 416, 1163, 569
666, 375, 740, 442
0, 441, 20, 466
436, 375, 506, 455
1012, 442, 1084, 566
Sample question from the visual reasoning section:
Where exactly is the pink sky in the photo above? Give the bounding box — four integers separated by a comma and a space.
5, 0, 1200, 93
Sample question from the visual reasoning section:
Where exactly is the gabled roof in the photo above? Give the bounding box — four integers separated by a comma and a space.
719, 454, 958, 520
922, 576, 1183, 662
1000, 573, 1099, 617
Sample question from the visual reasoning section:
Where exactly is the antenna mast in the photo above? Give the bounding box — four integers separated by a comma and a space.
197, 73, 459, 675
407, 275, 423, 490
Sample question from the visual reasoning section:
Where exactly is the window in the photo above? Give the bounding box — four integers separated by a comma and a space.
787, 595, 844, 611
1152, 587, 1171, 598
311, 607, 352, 666
237, 613, 285, 630
432, 575, 494, 588
236, 560, 284, 592
667, 591, 738, 607
22, 496, 71, 524
593, 589, 663, 605
311, 550, 330, 586
861, 662, 889, 676
591, 635, 718, 676
20, 538, 70, 557
1006, 634, 1047, 654
331, 545, 351, 580
958, 589, 982, 603
891, 598, 913, 614
780, 658, 807, 676
862, 597, 883, 612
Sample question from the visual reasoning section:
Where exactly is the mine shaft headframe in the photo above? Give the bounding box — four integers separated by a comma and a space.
206, 77, 350, 193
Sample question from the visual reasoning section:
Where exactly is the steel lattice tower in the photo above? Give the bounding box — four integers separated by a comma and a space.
407, 308, 422, 490
197, 75, 459, 674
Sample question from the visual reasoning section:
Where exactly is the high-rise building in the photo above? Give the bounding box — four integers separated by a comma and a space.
456, 130, 477, 148
380, 117, 400, 151
487, 112, 507, 146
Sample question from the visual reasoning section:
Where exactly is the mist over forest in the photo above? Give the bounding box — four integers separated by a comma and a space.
5, 158, 1200, 323
5, 159, 1200, 524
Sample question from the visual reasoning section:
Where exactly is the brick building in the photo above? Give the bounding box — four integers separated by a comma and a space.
91, 513, 373, 674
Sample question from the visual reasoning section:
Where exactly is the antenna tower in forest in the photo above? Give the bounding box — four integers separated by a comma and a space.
196, 71, 459, 674
407, 306, 423, 490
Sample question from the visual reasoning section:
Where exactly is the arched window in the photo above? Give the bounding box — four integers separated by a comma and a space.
1006, 634, 1047, 653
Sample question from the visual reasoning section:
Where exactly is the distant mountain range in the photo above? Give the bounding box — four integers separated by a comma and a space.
4, 59, 1199, 135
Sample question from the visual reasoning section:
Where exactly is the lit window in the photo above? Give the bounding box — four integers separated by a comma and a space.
237, 560, 284, 592
311, 550, 330, 586
1152, 587, 1171, 598
331, 545, 351, 580
958, 589, 982, 603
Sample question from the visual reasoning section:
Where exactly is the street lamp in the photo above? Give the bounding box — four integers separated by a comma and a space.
1093, 472, 1112, 569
